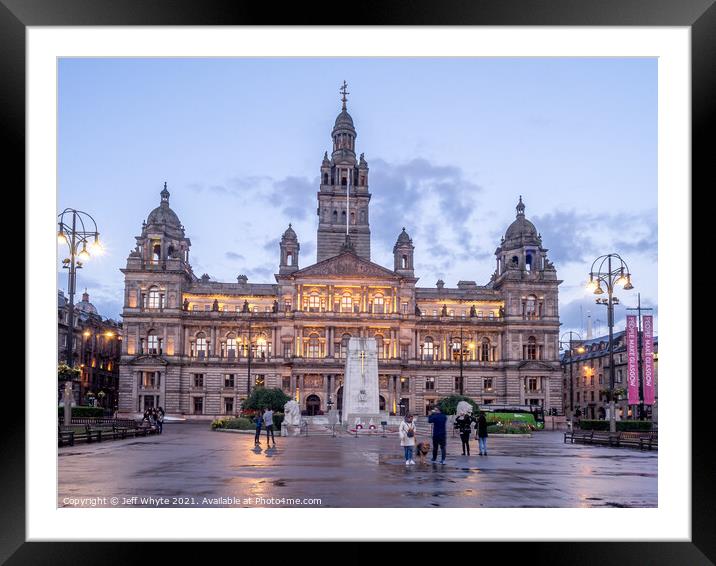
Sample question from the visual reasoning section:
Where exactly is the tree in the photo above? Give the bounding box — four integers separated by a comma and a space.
436, 395, 480, 415
58, 363, 80, 382
241, 388, 291, 412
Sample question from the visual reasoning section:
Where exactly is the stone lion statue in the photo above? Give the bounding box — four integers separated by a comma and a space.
283, 399, 301, 426
456, 400, 474, 416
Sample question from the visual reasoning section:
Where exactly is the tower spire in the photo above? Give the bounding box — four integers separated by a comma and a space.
340, 80, 349, 110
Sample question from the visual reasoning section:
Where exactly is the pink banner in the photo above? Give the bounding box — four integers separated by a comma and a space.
643, 315, 655, 405
626, 316, 639, 405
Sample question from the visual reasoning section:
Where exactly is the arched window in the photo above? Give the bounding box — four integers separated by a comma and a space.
350, 211, 356, 225
333, 210, 338, 223
256, 336, 268, 359
147, 330, 161, 355
323, 173, 328, 185
526, 252, 533, 271
375, 334, 385, 359
226, 333, 237, 359
360, 210, 366, 223
401, 255, 408, 269
525, 295, 537, 319
147, 286, 161, 309
152, 242, 161, 263
307, 333, 320, 358
373, 294, 384, 314
286, 252, 293, 266
341, 210, 346, 224
423, 337, 434, 360
308, 292, 321, 312
341, 293, 353, 313
526, 336, 538, 360
481, 338, 491, 362
195, 332, 207, 359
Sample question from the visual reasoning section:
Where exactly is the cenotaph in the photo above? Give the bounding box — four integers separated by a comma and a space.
343, 337, 380, 427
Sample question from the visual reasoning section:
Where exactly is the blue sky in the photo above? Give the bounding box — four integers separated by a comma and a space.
58, 57, 657, 336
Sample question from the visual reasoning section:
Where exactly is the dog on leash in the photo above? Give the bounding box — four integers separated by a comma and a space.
415, 441, 431, 464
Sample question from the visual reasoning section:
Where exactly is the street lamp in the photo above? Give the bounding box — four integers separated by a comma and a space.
451, 326, 467, 395
57, 209, 101, 375
559, 331, 584, 418
587, 253, 634, 433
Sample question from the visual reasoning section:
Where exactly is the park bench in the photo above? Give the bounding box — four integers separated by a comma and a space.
583, 431, 617, 445
639, 432, 658, 451
609, 431, 648, 449
58, 426, 75, 447
564, 429, 593, 443
112, 424, 130, 439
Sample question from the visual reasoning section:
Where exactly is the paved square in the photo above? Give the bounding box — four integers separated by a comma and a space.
58, 423, 657, 508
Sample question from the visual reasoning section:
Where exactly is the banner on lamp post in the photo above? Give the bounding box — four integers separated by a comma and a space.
626, 315, 639, 405
643, 315, 655, 405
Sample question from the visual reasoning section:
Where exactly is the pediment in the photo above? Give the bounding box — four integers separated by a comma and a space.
129, 355, 169, 366
294, 252, 399, 279
517, 360, 558, 371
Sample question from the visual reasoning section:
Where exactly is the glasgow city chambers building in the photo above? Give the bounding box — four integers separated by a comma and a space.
117, 94, 563, 420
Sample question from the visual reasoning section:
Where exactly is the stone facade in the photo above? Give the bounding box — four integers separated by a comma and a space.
118, 96, 563, 420
58, 289, 122, 409
560, 331, 659, 422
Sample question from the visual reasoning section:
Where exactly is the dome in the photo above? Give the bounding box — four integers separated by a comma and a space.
333, 108, 356, 133
76, 290, 98, 315
282, 223, 298, 241
396, 227, 412, 244
504, 196, 539, 243
146, 183, 182, 228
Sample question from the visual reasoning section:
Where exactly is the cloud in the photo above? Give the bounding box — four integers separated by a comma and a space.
225, 251, 245, 261
533, 209, 657, 267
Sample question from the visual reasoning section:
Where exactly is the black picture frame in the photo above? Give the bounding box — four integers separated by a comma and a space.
5, 0, 712, 562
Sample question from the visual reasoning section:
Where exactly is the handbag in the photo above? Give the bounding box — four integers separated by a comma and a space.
406, 424, 415, 438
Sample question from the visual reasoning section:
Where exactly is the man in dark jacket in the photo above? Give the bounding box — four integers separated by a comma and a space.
476, 412, 489, 455
428, 406, 448, 464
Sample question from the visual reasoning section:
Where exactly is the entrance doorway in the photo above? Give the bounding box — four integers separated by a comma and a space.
379, 395, 386, 411
306, 394, 321, 416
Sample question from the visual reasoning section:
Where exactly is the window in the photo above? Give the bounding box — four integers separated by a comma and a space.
307, 333, 320, 358
402, 302, 408, 314
616, 369, 623, 383
373, 294, 384, 314
195, 333, 207, 359
454, 376, 462, 391
525, 295, 537, 319
147, 331, 161, 355
147, 286, 161, 309
484, 378, 493, 391
423, 337, 434, 360
400, 377, 409, 393
140, 371, 160, 389
599, 374, 603, 384
590, 391, 595, 402
226, 335, 237, 359
478, 311, 484, 319
401, 345, 409, 361
481, 338, 491, 362
204, 304, 211, 311
224, 397, 234, 414
284, 300, 292, 312
526, 336, 538, 360
224, 374, 235, 388
254, 375, 265, 388
193, 397, 204, 415
488, 311, 494, 320
282, 376, 291, 390
193, 373, 204, 388
433, 309, 438, 317
340, 333, 351, 359
256, 337, 268, 360
341, 293, 353, 313
528, 377, 538, 391
308, 293, 320, 312
283, 343, 292, 358
425, 376, 435, 390
375, 334, 385, 359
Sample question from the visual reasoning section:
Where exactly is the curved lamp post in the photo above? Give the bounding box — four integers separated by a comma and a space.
559, 331, 585, 418
587, 253, 634, 433
57, 209, 101, 371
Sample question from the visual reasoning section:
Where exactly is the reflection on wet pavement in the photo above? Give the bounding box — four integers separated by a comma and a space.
58, 424, 657, 508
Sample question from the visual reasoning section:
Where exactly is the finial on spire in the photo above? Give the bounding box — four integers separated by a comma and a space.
516, 195, 525, 217
161, 181, 170, 204
340, 80, 350, 110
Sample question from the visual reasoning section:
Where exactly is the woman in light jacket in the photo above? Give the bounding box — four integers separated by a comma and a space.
399, 414, 417, 465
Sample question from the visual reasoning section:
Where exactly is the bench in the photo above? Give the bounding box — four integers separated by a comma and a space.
639, 432, 658, 451
564, 430, 593, 443
58, 426, 75, 447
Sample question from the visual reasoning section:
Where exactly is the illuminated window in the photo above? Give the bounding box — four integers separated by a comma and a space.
256, 336, 268, 359
481, 338, 491, 362
425, 376, 435, 390
373, 294, 384, 314
307, 334, 320, 358
226, 335, 237, 359
147, 331, 161, 355
147, 286, 161, 309
195, 333, 207, 359
308, 293, 320, 312
423, 337, 435, 360
254, 375, 265, 388
341, 293, 353, 313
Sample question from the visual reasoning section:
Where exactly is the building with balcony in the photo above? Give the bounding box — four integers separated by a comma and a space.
58, 289, 122, 409
118, 94, 563, 420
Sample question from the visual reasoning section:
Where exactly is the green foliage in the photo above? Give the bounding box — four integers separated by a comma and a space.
58, 363, 80, 381
272, 413, 284, 429
57, 406, 104, 418
241, 388, 291, 412
487, 422, 532, 434
436, 395, 479, 415
578, 419, 654, 431
211, 417, 254, 430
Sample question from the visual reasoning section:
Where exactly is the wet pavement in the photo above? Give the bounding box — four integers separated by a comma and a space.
58, 423, 657, 508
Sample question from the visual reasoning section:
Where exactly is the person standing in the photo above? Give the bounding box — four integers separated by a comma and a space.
263, 407, 276, 447
455, 411, 475, 456
399, 414, 417, 465
428, 406, 448, 464
156, 407, 164, 434
476, 412, 489, 456
254, 411, 264, 446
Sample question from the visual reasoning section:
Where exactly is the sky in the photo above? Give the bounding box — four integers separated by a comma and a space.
58, 57, 658, 338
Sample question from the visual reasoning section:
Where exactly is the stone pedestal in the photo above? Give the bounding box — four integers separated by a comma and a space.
343, 337, 381, 426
